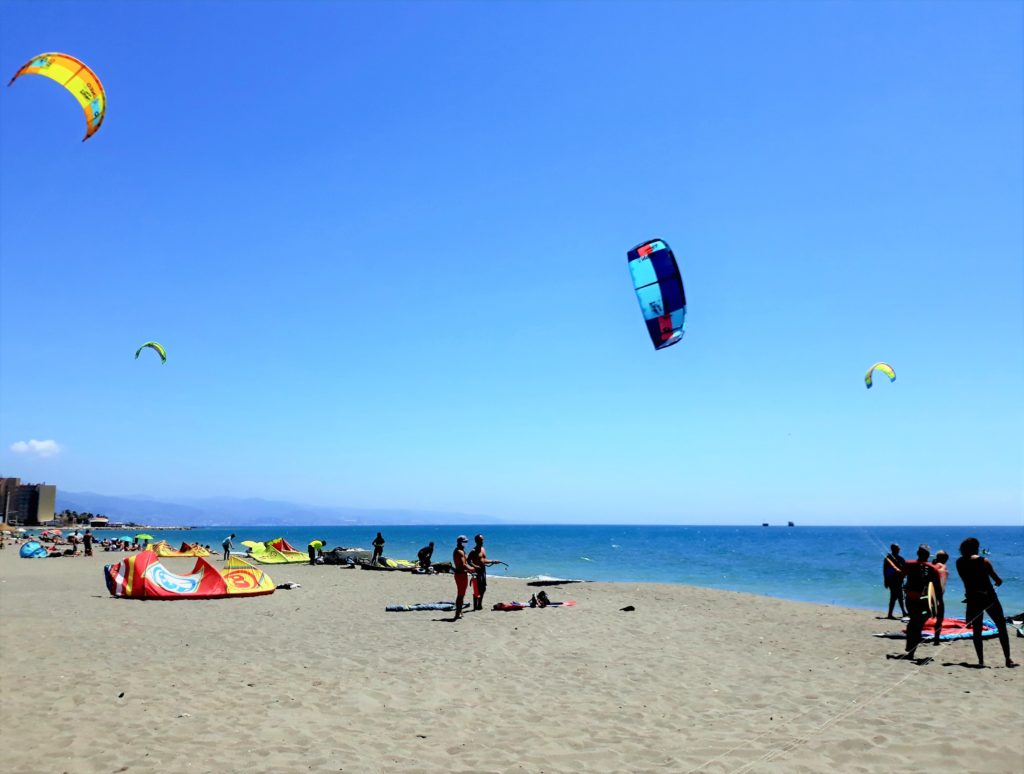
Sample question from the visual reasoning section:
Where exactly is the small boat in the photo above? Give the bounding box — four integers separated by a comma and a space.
761, 523, 769, 527
787, 521, 795, 527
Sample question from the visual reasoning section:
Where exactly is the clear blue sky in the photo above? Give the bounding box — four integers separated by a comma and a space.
1, 1, 1021, 525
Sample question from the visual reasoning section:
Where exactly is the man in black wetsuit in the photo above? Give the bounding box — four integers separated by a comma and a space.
956, 537, 1017, 668
417, 542, 434, 571
883, 544, 907, 619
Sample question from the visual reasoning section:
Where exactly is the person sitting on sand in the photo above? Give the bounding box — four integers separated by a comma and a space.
308, 538, 327, 566
931, 549, 949, 644
417, 542, 434, 571
371, 532, 386, 565
452, 536, 476, 620
883, 544, 907, 619
956, 537, 1017, 668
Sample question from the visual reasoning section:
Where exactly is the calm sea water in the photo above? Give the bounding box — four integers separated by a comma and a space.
115, 524, 1024, 614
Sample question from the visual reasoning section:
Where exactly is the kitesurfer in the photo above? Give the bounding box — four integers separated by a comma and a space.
956, 537, 1017, 668
897, 545, 939, 660
308, 538, 327, 566
468, 534, 501, 612
222, 533, 236, 562
371, 533, 386, 565
931, 550, 949, 644
452, 536, 475, 620
417, 542, 434, 571
883, 544, 907, 619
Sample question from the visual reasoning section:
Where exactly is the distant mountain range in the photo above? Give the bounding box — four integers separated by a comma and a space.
56, 491, 505, 527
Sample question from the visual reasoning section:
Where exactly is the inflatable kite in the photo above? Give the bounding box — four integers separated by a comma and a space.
8, 52, 105, 140
627, 239, 686, 350
104, 551, 275, 599
873, 617, 998, 642
19, 541, 49, 559
135, 341, 167, 364
244, 537, 309, 564
152, 540, 212, 558
865, 362, 896, 389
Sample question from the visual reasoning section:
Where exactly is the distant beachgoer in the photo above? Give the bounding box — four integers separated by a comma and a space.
956, 537, 1017, 668
418, 542, 434, 570
452, 536, 474, 620
371, 533, 385, 565
931, 550, 949, 644
883, 544, 907, 619
468, 534, 500, 612
222, 534, 236, 562
83, 530, 94, 557
308, 538, 326, 566
896, 544, 939, 660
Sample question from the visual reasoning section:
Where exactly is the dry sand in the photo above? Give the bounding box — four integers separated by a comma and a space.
1, 548, 1021, 773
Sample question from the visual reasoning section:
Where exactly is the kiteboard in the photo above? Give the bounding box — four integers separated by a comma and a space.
926, 581, 938, 618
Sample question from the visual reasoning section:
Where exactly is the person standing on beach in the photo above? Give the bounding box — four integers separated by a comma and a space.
371, 532, 386, 565
418, 542, 434, 571
222, 533, 236, 562
308, 538, 326, 566
883, 544, 907, 619
956, 537, 1017, 668
83, 530, 94, 557
467, 534, 500, 612
452, 536, 476, 620
897, 545, 939, 660
931, 550, 949, 644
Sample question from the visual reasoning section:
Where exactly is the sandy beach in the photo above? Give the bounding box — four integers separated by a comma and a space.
1, 549, 1021, 774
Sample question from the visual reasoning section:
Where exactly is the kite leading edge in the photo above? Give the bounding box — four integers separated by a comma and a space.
8, 52, 106, 141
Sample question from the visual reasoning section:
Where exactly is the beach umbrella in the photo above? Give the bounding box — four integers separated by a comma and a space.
135, 533, 154, 541
118, 535, 133, 542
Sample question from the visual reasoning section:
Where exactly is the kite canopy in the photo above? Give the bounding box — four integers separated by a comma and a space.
20, 541, 49, 559
152, 540, 212, 558
246, 537, 309, 564
8, 52, 105, 140
865, 362, 896, 389
104, 551, 275, 599
627, 239, 686, 350
135, 342, 167, 364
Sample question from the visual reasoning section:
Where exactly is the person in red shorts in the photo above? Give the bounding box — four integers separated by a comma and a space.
452, 536, 477, 620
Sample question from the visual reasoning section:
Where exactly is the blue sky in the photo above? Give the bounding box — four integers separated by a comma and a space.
1, 1, 1021, 525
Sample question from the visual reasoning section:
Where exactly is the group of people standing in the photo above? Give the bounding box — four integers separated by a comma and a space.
451, 534, 501, 619
884, 536, 1016, 668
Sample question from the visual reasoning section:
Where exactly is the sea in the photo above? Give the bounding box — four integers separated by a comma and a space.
101, 524, 1024, 615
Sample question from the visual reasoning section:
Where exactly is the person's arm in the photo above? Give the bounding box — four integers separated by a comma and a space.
985, 559, 1003, 587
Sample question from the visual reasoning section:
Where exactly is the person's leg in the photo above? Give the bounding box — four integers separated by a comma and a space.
454, 574, 468, 619
968, 603, 985, 666
477, 573, 487, 610
308, 546, 316, 566
933, 600, 944, 645
470, 576, 480, 610
905, 599, 925, 657
985, 599, 1015, 666
897, 586, 906, 616
887, 584, 898, 618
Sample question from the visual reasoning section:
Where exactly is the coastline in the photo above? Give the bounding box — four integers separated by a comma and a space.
1, 550, 1021, 773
